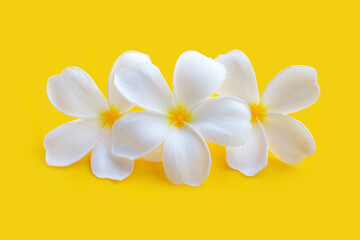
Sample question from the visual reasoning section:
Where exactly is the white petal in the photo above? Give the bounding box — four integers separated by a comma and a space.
173, 51, 226, 109
262, 113, 316, 164
44, 119, 105, 166
227, 120, 268, 176
114, 63, 175, 114
260, 66, 320, 114
108, 51, 151, 112
216, 49, 260, 103
191, 96, 252, 146
91, 128, 134, 180
142, 143, 163, 162
47, 67, 108, 118
112, 111, 171, 160
163, 123, 210, 186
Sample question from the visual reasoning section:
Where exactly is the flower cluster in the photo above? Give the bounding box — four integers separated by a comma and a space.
44, 50, 319, 186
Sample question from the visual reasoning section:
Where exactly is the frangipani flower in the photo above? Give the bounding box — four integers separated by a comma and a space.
44, 51, 151, 180
216, 50, 320, 176
112, 51, 252, 186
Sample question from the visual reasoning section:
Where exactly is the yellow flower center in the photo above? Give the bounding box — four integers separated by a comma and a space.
249, 103, 266, 124
100, 105, 122, 127
167, 104, 192, 128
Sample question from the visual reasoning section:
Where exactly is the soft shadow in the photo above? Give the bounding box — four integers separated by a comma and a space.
211, 145, 301, 178
69, 152, 92, 170
97, 158, 170, 185
131, 158, 170, 184
40, 142, 170, 185
34, 144, 46, 164
259, 157, 301, 177
208, 143, 229, 169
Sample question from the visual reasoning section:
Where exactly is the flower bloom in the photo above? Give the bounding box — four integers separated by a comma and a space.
44, 51, 151, 180
112, 51, 252, 186
216, 50, 320, 176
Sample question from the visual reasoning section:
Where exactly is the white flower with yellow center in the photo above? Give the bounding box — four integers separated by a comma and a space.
44, 51, 151, 180
112, 51, 252, 186
216, 50, 320, 176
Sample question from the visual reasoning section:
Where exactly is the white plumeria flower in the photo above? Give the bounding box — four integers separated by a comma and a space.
112, 51, 252, 186
216, 50, 320, 176
44, 51, 151, 180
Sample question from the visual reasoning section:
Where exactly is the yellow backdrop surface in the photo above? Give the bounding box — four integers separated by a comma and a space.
1, 0, 358, 239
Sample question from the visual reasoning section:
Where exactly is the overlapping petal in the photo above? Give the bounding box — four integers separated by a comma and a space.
191, 96, 251, 146
260, 66, 320, 114
112, 111, 172, 160
91, 129, 134, 180
163, 123, 210, 186
173, 51, 226, 109
44, 119, 105, 166
114, 63, 175, 114
142, 144, 163, 162
47, 67, 108, 118
226, 120, 268, 176
262, 113, 316, 164
108, 51, 151, 112
216, 50, 260, 103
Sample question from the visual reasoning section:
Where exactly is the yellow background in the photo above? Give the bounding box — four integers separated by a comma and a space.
1, 0, 358, 239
